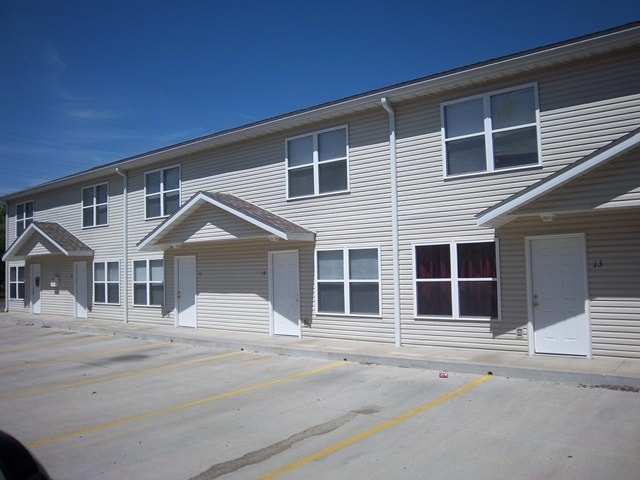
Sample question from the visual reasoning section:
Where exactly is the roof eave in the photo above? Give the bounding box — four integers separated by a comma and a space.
477, 127, 640, 228
3, 23, 639, 201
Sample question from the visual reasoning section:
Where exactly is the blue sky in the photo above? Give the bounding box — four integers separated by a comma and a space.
1, 0, 638, 195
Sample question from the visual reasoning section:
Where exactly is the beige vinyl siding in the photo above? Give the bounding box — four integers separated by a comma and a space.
4, 174, 126, 321
33, 258, 78, 317
393, 47, 640, 351
185, 242, 270, 334
140, 108, 396, 341
499, 209, 640, 358
122, 166, 173, 325
158, 240, 313, 333
159, 205, 267, 245
517, 148, 640, 215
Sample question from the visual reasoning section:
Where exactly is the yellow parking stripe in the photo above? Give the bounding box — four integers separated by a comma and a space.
0, 341, 168, 373
28, 360, 348, 448
259, 374, 493, 480
0, 350, 244, 400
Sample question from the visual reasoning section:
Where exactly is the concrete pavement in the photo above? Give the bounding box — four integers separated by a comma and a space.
1, 310, 639, 388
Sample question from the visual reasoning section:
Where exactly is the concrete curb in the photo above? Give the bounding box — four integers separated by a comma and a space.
3, 315, 640, 389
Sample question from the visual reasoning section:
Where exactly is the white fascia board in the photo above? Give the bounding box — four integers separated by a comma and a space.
2, 224, 90, 260
477, 129, 640, 227
137, 192, 312, 251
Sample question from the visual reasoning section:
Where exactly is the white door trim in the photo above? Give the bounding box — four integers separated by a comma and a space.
30, 264, 41, 315
174, 255, 197, 328
269, 250, 301, 337
525, 233, 591, 357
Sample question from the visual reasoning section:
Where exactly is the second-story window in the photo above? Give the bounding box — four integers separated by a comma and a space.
442, 85, 540, 177
287, 126, 349, 199
82, 183, 108, 227
16, 201, 33, 236
145, 166, 180, 219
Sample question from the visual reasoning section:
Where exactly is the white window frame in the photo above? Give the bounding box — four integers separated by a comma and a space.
93, 260, 120, 305
286, 125, 350, 199
315, 246, 381, 317
144, 165, 181, 219
132, 259, 164, 307
9, 265, 25, 300
413, 240, 501, 321
441, 83, 541, 178
82, 183, 109, 228
16, 201, 34, 236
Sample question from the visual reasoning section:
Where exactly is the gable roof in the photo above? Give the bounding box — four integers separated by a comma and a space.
2, 23, 639, 201
2, 222, 93, 261
137, 191, 315, 251
477, 127, 640, 228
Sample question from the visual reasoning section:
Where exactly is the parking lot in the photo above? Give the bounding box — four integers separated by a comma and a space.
1, 322, 639, 479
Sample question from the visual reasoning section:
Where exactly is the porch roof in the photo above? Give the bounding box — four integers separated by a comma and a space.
137, 191, 315, 251
477, 127, 640, 228
2, 222, 93, 262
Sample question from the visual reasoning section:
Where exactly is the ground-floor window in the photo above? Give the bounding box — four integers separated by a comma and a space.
94, 261, 120, 304
316, 247, 380, 315
133, 259, 164, 306
9, 266, 25, 300
415, 241, 499, 319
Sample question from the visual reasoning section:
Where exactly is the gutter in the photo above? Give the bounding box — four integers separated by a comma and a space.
115, 168, 129, 324
381, 98, 402, 347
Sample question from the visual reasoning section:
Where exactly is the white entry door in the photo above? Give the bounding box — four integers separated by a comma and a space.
271, 251, 300, 336
175, 256, 197, 328
529, 235, 590, 356
74, 262, 88, 318
30, 264, 41, 315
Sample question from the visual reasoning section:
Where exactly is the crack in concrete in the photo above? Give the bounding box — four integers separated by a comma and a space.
188, 411, 362, 479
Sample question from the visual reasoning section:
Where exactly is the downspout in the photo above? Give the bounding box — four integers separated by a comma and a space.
381, 98, 402, 347
1, 200, 7, 312
115, 168, 129, 323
